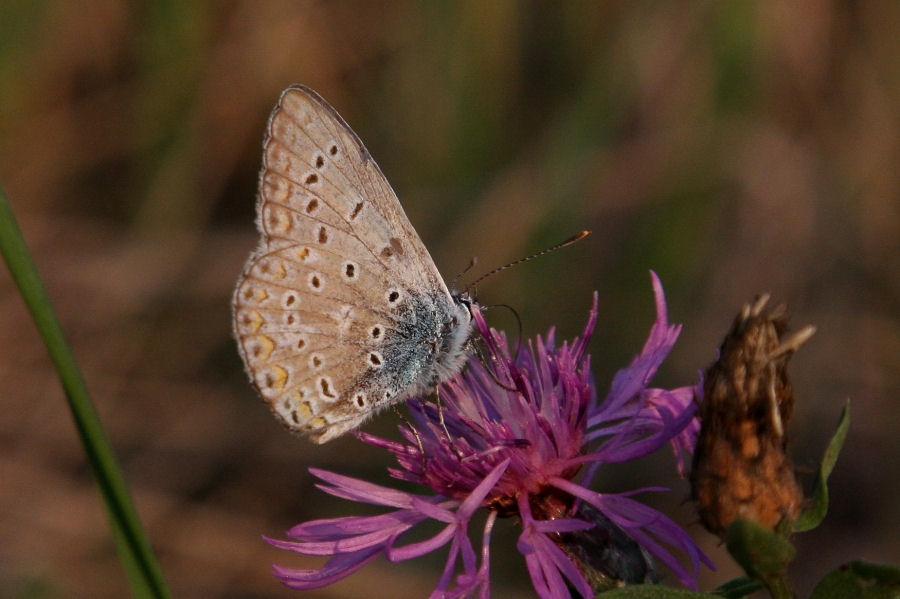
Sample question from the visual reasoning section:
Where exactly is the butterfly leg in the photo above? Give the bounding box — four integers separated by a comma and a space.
434, 387, 467, 461
392, 403, 428, 475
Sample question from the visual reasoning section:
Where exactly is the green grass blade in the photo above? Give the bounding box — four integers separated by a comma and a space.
0, 185, 171, 599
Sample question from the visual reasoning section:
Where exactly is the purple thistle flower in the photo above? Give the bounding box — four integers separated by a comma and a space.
268, 272, 713, 598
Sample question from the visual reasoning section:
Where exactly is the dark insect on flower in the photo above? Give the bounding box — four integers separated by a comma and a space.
268, 273, 713, 598
551, 500, 659, 591
691, 295, 815, 538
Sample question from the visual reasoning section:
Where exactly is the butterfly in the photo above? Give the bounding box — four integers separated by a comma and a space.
232, 85, 474, 443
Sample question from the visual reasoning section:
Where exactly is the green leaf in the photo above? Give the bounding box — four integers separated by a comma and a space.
713, 576, 763, 597
725, 519, 795, 578
0, 185, 171, 599
795, 402, 851, 532
809, 560, 900, 599
599, 584, 717, 597
725, 520, 795, 599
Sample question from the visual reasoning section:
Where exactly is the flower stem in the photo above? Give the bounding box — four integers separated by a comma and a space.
763, 571, 794, 599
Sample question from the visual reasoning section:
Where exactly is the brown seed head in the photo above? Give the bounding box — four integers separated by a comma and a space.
690, 295, 815, 538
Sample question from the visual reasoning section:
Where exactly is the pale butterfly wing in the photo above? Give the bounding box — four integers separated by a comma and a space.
233, 85, 472, 443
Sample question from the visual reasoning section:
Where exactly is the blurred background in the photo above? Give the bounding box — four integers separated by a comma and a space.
1, 2, 897, 598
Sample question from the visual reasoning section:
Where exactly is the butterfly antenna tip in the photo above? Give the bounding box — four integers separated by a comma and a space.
462, 230, 591, 294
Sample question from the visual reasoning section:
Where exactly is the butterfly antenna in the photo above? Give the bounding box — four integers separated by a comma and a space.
462, 230, 590, 294
451, 256, 478, 289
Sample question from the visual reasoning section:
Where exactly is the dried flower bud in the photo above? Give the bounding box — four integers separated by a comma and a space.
691, 295, 815, 538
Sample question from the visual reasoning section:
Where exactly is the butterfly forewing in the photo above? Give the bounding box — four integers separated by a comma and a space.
233, 85, 468, 443
262, 88, 439, 283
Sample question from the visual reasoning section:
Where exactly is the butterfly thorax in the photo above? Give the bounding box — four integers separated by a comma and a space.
360, 288, 472, 402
